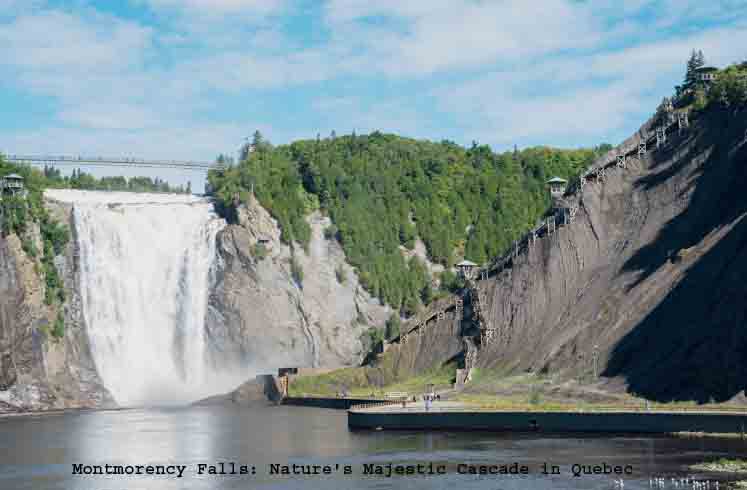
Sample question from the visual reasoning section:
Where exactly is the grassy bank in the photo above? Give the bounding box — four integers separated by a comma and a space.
691, 459, 747, 473
288, 362, 456, 398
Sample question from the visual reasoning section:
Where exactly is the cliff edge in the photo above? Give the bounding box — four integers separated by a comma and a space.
0, 200, 113, 412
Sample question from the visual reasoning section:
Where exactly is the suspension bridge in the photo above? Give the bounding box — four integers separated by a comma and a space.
3, 154, 227, 172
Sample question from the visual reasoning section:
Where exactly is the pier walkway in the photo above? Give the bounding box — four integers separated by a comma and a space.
348, 404, 747, 434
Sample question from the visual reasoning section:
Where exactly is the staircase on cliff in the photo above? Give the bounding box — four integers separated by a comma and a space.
388, 94, 747, 402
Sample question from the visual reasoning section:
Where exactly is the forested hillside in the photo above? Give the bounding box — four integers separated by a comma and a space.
208, 134, 607, 313
43, 167, 192, 194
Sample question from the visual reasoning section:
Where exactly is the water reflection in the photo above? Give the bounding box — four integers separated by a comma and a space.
0, 405, 745, 490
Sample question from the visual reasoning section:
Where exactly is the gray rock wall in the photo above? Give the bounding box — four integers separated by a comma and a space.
205, 195, 391, 376
477, 108, 747, 402
0, 200, 113, 412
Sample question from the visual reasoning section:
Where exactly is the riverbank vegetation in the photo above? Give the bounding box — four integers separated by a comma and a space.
208, 133, 605, 313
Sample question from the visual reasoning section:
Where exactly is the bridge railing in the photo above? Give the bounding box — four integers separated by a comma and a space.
5, 154, 226, 170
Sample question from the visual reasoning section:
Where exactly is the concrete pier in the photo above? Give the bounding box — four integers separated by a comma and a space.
348, 408, 747, 434
282, 397, 405, 410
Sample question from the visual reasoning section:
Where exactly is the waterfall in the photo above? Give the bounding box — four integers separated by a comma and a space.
46, 189, 240, 407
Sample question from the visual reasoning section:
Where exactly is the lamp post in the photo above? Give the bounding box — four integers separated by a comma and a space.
592, 344, 599, 379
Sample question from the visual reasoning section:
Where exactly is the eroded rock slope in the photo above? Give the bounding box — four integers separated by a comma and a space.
477, 108, 747, 402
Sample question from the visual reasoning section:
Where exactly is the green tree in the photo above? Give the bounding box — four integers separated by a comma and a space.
685, 49, 706, 89
52, 312, 65, 339
708, 64, 747, 109
385, 313, 401, 340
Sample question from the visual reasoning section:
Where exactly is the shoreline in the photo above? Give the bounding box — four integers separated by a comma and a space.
0, 406, 136, 420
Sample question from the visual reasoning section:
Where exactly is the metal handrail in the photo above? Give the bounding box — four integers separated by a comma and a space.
4, 154, 225, 171
349, 404, 747, 414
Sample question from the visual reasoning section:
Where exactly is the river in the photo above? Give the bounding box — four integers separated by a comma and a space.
1, 405, 745, 490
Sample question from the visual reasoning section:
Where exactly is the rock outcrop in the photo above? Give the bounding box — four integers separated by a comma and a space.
476, 107, 747, 402
193, 375, 282, 407
205, 195, 391, 375
0, 200, 113, 412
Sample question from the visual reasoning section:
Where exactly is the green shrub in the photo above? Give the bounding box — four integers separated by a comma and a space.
21, 237, 37, 258
40, 217, 69, 255
324, 224, 339, 241
0, 195, 29, 236
439, 269, 464, 293
252, 242, 268, 260
708, 66, 747, 109
384, 314, 401, 340
528, 385, 543, 405
41, 240, 64, 305
290, 256, 304, 287
52, 312, 65, 340
366, 327, 385, 348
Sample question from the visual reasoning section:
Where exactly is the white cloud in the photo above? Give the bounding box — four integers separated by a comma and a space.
2, 123, 246, 160
0, 10, 152, 71
135, 0, 286, 17
58, 103, 162, 131
432, 19, 747, 148
2, 0, 747, 174
0, 9, 207, 132
324, 0, 604, 77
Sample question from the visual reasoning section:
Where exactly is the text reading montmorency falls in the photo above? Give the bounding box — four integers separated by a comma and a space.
72, 461, 634, 478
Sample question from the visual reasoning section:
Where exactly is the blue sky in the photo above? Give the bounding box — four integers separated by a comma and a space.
1, 0, 746, 191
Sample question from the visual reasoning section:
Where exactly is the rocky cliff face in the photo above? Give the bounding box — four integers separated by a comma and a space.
476, 108, 747, 402
0, 201, 113, 412
205, 195, 391, 375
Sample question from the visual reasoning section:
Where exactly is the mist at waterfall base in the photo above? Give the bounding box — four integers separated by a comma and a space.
46, 190, 255, 407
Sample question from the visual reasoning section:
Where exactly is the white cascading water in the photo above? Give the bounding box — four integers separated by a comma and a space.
46, 189, 241, 407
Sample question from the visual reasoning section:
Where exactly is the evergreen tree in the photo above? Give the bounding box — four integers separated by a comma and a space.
385, 313, 401, 340
685, 49, 706, 88
252, 130, 263, 148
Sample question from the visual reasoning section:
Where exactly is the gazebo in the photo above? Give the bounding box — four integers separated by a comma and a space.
1, 174, 26, 197
546, 177, 567, 199
695, 66, 719, 83
456, 259, 478, 280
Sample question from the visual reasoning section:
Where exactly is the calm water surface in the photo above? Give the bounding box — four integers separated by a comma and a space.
1, 405, 745, 490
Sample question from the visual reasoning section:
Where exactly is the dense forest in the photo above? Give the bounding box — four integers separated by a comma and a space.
208, 133, 607, 315
42, 166, 192, 194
